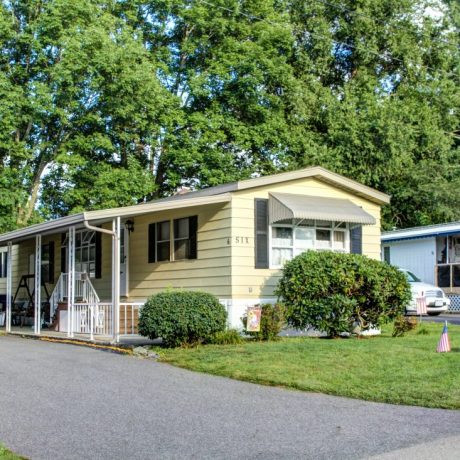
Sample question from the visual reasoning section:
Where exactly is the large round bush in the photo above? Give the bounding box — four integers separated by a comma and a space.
276, 251, 411, 337
138, 290, 227, 347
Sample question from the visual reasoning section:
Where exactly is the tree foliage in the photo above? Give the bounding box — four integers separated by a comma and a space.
276, 251, 412, 337
138, 290, 227, 347
0, 0, 459, 231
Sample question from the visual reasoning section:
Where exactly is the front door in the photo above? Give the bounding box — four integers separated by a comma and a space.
120, 226, 129, 297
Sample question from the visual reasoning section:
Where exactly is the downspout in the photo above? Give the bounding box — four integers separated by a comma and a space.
83, 218, 121, 343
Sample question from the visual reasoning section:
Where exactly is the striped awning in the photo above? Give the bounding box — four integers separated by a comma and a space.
269, 193, 376, 225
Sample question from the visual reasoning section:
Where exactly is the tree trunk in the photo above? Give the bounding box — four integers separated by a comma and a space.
17, 160, 47, 226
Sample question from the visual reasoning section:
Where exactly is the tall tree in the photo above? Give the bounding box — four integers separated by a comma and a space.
284, 0, 460, 228
0, 0, 171, 227
131, 0, 298, 195
0, 0, 459, 230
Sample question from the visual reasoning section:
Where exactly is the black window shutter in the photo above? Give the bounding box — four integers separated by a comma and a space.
61, 233, 66, 273
148, 223, 156, 263
48, 241, 55, 284
255, 199, 269, 268
350, 226, 362, 254
95, 231, 102, 278
188, 216, 198, 259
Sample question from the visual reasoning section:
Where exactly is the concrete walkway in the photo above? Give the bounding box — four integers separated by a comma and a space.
0, 336, 459, 460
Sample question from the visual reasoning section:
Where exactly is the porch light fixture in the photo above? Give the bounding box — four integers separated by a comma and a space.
126, 220, 135, 234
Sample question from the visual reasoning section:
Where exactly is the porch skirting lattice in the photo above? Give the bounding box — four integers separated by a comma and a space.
447, 294, 460, 313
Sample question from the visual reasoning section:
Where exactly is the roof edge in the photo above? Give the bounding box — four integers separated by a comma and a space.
0, 195, 232, 244
234, 167, 390, 205
0, 213, 85, 245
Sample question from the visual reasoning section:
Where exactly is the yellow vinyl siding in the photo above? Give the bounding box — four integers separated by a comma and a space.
1, 174, 384, 311
127, 202, 232, 301
0, 245, 18, 296
230, 177, 382, 300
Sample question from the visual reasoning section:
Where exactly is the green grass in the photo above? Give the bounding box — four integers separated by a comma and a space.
0, 444, 24, 460
158, 322, 460, 409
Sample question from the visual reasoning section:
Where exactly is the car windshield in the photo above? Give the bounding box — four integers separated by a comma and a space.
404, 271, 421, 283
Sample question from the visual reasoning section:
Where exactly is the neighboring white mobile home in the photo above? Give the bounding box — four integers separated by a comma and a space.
0, 167, 389, 342
382, 222, 460, 312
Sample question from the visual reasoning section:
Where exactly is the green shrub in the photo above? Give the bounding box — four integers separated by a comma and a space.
276, 251, 411, 337
209, 329, 244, 345
241, 303, 286, 341
393, 315, 418, 337
138, 290, 227, 347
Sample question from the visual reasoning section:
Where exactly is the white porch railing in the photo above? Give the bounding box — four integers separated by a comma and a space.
49, 272, 100, 321
73, 303, 113, 339
119, 302, 143, 336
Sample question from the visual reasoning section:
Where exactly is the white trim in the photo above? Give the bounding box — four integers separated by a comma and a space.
34, 235, 41, 335
6, 242, 12, 332
120, 225, 129, 297
0, 194, 231, 244
67, 227, 76, 338
382, 222, 460, 242
84, 193, 232, 222
113, 217, 121, 343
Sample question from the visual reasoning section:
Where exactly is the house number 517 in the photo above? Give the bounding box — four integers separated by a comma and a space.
227, 237, 250, 244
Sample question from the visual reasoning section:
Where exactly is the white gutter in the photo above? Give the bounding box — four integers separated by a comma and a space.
83, 219, 115, 237
84, 193, 232, 221
83, 218, 121, 343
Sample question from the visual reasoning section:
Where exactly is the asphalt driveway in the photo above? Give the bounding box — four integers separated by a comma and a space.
422, 314, 460, 326
0, 336, 459, 460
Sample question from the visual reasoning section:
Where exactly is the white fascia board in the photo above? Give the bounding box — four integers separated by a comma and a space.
84, 193, 232, 222
0, 213, 85, 245
382, 223, 460, 242
0, 194, 232, 245
234, 167, 391, 205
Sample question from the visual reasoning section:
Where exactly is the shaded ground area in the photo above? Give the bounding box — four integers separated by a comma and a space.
0, 336, 459, 460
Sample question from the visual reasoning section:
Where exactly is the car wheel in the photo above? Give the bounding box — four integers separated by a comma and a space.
427, 312, 441, 316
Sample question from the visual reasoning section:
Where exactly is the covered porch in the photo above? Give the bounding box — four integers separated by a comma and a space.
6, 302, 142, 340
0, 193, 231, 342
0, 216, 141, 342
0, 225, 143, 343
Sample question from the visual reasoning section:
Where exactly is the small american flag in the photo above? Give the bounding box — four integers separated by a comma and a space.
416, 296, 427, 315
436, 321, 451, 353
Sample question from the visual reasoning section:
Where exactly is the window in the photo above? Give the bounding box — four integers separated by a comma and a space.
174, 218, 190, 260
62, 230, 97, 277
41, 242, 55, 283
270, 219, 349, 268
0, 251, 7, 278
149, 216, 197, 263
383, 246, 391, 264
157, 221, 171, 262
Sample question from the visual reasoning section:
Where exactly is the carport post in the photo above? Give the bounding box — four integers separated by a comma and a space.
67, 226, 76, 338
6, 241, 12, 332
112, 217, 121, 343
34, 235, 41, 335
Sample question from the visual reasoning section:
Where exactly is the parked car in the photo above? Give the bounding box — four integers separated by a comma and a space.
400, 269, 450, 316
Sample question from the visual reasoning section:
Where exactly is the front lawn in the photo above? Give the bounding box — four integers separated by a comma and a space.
0, 444, 23, 460
159, 322, 460, 409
